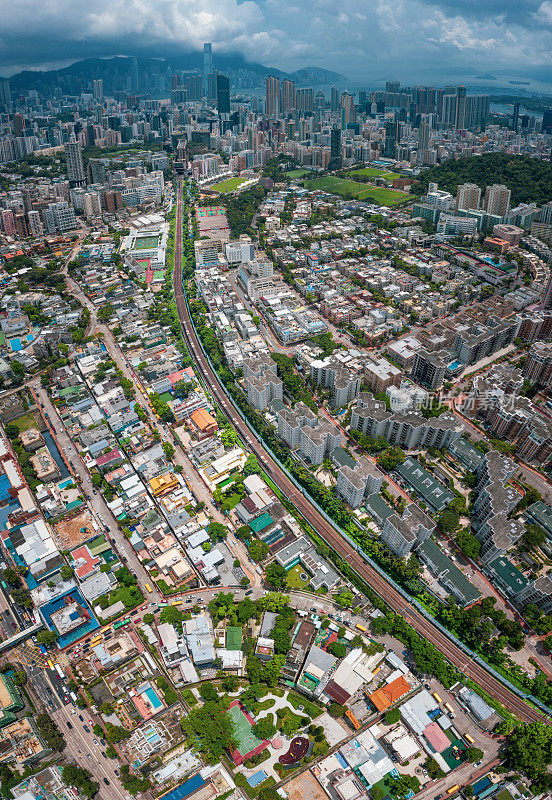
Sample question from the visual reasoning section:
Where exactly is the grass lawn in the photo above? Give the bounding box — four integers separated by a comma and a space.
361, 186, 414, 206
372, 773, 401, 800
11, 412, 38, 432
213, 176, 250, 193
285, 564, 312, 590
286, 169, 311, 179
287, 692, 322, 719
303, 175, 411, 206
348, 167, 400, 180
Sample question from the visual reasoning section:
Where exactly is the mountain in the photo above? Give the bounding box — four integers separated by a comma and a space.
7, 54, 348, 94
289, 66, 348, 85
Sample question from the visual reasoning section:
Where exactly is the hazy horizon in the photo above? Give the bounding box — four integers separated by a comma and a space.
0, 0, 551, 89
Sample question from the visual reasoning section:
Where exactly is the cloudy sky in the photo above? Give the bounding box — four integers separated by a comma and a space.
1, 0, 552, 83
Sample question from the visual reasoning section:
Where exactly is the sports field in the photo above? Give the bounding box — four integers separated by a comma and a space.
348, 167, 400, 180
303, 175, 412, 206
213, 176, 250, 193
229, 703, 264, 757
286, 169, 311, 179
132, 236, 159, 250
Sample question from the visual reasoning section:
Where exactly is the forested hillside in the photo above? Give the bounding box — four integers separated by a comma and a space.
414, 153, 552, 206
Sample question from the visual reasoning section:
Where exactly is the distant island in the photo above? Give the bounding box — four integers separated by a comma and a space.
509, 80, 531, 85
475, 74, 497, 80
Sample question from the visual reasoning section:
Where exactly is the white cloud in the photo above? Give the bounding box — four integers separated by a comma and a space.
0, 0, 551, 78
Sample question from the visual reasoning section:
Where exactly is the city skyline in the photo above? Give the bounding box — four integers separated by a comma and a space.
1, 0, 552, 87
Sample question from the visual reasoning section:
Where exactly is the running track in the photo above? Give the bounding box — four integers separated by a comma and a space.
173, 177, 548, 725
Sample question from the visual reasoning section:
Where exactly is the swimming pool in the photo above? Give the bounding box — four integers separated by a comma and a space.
144, 687, 163, 710
247, 771, 267, 788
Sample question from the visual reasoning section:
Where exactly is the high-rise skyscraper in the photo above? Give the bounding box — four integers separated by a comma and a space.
93, 79, 103, 101
513, 102, 520, 133
0, 78, 11, 113
340, 92, 353, 127
297, 88, 314, 113
542, 109, 552, 135
330, 86, 340, 114
484, 184, 511, 217
456, 183, 481, 211
384, 118, 398, 159
130, 57, 139, 92
216, 74, 230, 115
203, 43, 213, 97
279, 80, 296, 113
455, 85, 466, 129
265, 76, 280, 117
329, 125, 342, 169
386, 80, 400, 93
65, 138, 85, 186
416, 120, 430, 164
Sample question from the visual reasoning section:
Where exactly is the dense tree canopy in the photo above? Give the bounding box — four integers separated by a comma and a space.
415, 154, 552, 206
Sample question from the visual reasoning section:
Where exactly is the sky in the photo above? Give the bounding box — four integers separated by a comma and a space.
1, 0, 552, 84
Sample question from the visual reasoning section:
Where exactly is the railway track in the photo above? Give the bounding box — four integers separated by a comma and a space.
173, 178, 548, 726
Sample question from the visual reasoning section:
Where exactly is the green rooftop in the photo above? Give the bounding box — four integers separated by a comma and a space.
249, 513, 274, 533
485, 556, 528, 596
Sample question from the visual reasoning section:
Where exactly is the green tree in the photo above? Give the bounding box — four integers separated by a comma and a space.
377, 447, 406, 472
328, 703, 346, 718
328, 641, 347, 658
384, 707, 401, 725
159, 606, 184, 626
181, 698, 236, 764
265, 562, 287, 588
60, 565, 74, 580
522, 524, 547, 551
36, 630, 58, 646
199, 682, 219, 702
248, 540, 269, 562
503, 722, 552, 783
143, 613, 155, 625
465, 747, 484, 763
252, 716, 277, 739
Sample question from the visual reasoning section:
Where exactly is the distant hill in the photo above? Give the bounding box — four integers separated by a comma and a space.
415, 153, 552, 207
289, 66, 348, 85
7, 54, 348, 93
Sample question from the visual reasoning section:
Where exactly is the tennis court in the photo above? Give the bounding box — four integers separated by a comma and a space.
196, 206, 226, 217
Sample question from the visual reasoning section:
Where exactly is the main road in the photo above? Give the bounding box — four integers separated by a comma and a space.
173, 177, 549, 726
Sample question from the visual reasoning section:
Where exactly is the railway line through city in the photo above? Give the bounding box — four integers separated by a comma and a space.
173, 176, 550, 726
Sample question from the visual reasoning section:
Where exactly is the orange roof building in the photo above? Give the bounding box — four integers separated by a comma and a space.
190, 408, 218, 435
369, 675, 411, 712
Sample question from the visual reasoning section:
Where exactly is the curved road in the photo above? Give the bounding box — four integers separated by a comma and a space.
173, 178, 548, 725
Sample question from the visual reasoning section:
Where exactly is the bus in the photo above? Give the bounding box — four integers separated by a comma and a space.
145, 583, 153, 594
444, 702, 455, 716
447, 786, 460, 795
55, 664, 65, 679
91, 635, 103, 646
355, 624, 367, 632
432, 692, 442, 704
172, 599, 182, 606
464, 734, 475, 744
113, 620, 124, 630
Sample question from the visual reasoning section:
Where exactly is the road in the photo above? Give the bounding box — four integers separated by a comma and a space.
30, 379, 164, 605
26, 665, 126, 800
173, 177, 549, 726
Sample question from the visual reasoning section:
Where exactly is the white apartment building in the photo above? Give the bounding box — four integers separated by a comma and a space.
381, 504, 435, 557
336, 456, 384, 508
